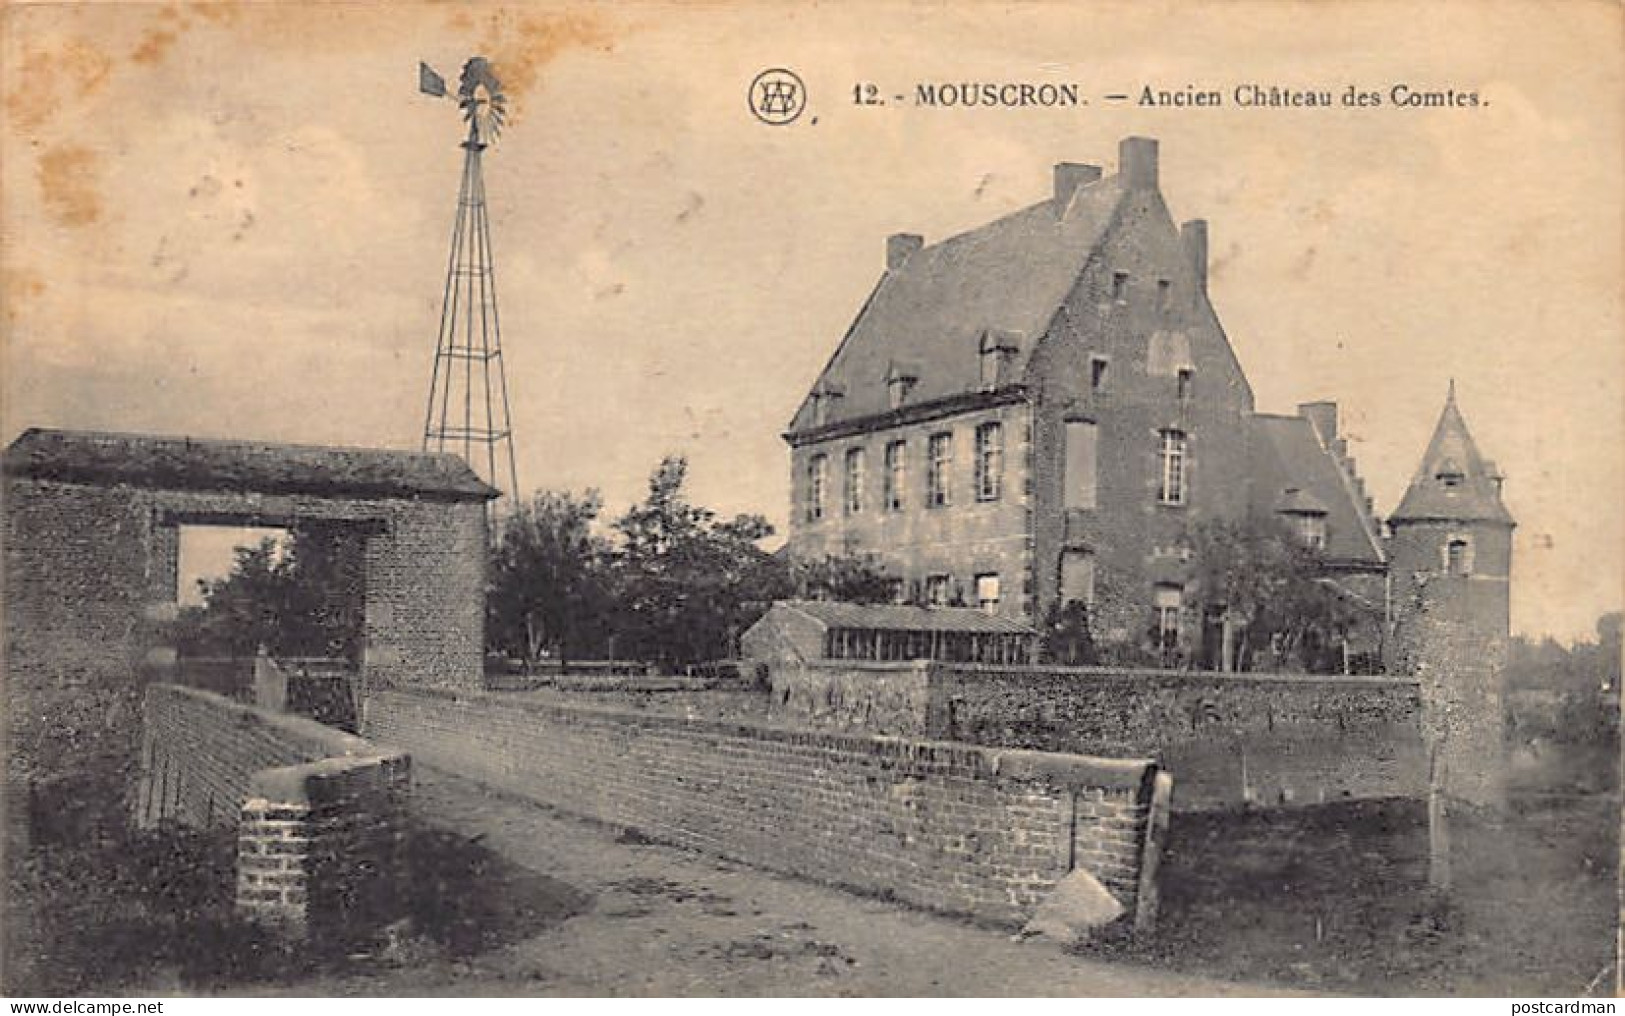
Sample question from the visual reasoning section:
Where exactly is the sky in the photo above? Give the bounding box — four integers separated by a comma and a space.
3, 1, 1621, 642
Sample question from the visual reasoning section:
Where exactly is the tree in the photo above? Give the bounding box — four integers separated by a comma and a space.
174, 527, 365, 661
487, 490, 613, 665
791, 552, 900, 604
610, 456, 792, 666
1041, 599, 1099, 666
1186, 515, 1370, 673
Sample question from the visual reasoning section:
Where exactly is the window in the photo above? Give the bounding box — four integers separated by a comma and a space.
1157, 279, 1172, 311
975, 573, 1001, 613
1177, 367, 1193, 401
888, 374, 914, 410
844, 448, 865, 515
979, 346, 1000, 389
1111, 271, 1129, 301
1154, 585, 1183, 652
1446, 537, 1472, 576
1060, 550, 1096, 607
974, 422, 1004, 501
924, 574, 951, 607
1157, 429, 1187, 505
1064, 420, 1098, 510
927, 432, 953, 508
1295, 513, 1327, 549
1090, 356, 1110, 392
883, 440, 907, 511
806, 454, 828, 521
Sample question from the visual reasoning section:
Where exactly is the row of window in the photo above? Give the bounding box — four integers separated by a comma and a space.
805, 422, 1007, 521
809, 421, 1189, 522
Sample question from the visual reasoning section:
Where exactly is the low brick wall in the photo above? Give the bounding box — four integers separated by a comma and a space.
930, 665, 1427, 811
769, 660, 934, 735
366, 686, 1169, 931
750, 659, 1428, 811
137, 683, 409, 941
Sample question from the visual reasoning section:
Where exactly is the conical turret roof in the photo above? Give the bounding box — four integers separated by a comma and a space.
1391, 383, 1514, 526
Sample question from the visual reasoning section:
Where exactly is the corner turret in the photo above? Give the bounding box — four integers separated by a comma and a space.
1387, 383, 1514, 809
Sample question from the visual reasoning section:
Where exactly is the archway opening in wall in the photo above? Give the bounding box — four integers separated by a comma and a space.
172, 523, 366, 668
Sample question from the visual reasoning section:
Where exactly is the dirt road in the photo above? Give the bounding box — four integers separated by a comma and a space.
279, 768, 1287, 997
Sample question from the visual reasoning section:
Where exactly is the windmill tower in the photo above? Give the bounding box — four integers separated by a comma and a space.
418, 57, 520, 508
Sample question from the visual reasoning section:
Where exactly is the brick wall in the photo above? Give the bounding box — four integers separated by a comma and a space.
137, 684, 409, 942
3, 475, 482, 857
768, 660, 934, 735
366, 686, 1168, 930
930, 664, 1427, 810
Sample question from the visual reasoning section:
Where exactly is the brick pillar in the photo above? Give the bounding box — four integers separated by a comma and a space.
236, 798, 312, 936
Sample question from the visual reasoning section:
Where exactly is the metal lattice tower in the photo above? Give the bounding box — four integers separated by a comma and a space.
419, 57, 519, 506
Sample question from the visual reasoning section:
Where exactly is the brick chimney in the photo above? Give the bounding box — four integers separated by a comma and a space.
887, 233, 923, 270
1053, 162, 1102, 215
1119, 136, 1159, 190
1180, 219, 1208, 294
1298, 401, 1338, 444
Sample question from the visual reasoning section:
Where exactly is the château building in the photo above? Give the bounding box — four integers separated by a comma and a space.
782, 136, 1507, 672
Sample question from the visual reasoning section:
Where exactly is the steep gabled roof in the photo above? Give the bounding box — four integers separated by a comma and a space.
787, 177, 1127, 432
1248, 414, 1385, 566
1391, 386, 1514, 525
2, 428, 499, 501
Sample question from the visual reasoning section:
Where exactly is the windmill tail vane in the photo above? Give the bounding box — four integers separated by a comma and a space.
418, 61, 448, 99
419, 55, 521, 516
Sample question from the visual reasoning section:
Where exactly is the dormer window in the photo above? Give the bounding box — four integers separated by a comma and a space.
886, 363, 918, 410
811, 383, 845, 427
1295, 513, 1327, 549
1276, 487, 1328, 549
977, 330, 1021, 390
1435, 457, 1465, 489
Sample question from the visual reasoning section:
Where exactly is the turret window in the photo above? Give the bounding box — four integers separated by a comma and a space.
1445, 537, 1473, 576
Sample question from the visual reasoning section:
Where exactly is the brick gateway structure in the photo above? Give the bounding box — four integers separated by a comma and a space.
3, 428, 495, 851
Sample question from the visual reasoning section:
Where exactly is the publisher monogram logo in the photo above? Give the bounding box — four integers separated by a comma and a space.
749, 68, 806, 125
